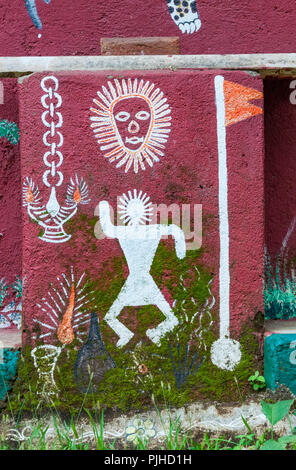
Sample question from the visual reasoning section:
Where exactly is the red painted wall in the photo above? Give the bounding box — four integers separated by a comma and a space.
0, 79, 21, 329
1, 0, 296, 56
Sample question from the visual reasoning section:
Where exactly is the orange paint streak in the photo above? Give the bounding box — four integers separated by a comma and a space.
57, 284, 75, 344
224, 80, 263, 127
26, 186, 34, 203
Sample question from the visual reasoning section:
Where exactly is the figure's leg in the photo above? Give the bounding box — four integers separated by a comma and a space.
104, 297, 134, 347
146, 297, 179, 345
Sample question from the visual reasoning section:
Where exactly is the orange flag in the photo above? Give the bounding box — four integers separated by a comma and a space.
224, 81, 263, 127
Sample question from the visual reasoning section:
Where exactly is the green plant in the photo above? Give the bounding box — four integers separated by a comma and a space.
260, 399, 296, 450
248, 371, 266, 391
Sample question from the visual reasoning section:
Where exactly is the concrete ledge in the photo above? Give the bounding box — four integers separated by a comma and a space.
1, 54, 296, 74
265, 320, 296, 334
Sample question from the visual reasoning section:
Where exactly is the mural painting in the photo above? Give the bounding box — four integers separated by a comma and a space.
0, 79, 22, 401
25, 0, 51, 30
14, 70, 263, 412
166, 0, 201, 34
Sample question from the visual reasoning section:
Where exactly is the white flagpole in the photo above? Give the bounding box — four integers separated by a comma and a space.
210, 75, 241, 371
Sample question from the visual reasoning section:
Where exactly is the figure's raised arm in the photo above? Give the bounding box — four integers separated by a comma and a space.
160, 224, 186, 259
96, 200, 118, 239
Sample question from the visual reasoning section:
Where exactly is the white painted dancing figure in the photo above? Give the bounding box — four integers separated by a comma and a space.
98, 190, 186, 347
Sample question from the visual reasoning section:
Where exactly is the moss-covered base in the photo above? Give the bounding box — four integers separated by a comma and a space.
7, 243, 262, 414
7, 326, 261, 415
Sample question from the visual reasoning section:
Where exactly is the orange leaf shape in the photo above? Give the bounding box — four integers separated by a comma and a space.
73, 187, 81, 204
224, 80, 263, 127
57, 284, 75, 344
26, 186, 34, 203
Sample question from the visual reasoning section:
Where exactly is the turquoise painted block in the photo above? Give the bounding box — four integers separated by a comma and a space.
264, 334, 296, 394
0, 349, 20, 400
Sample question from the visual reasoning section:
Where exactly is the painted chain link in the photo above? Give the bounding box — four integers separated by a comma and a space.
40, 76, 64, 188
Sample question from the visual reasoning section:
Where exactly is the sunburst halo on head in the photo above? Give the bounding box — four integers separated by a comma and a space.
89, 78, 172, 174
118, 189, 154, 226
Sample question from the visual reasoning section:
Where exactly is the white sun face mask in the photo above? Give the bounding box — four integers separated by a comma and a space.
90, 78, 172, 174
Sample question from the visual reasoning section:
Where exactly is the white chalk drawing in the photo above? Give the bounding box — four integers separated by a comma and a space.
290, 340, 296, 365
210, 75, 242, 371
25, 0, 51, 30
5, 401, 271, 445
127, 348, 156, 391
31, 345, 62, 395
211, 75, 263, 370
0, 314, 10, 328
23, 76, 90, 243
90, 78, 171, 173
98, 189, 186, 347
166, 0, 201, 34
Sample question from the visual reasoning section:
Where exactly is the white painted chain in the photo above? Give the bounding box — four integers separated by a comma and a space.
40, 76, 64, 188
